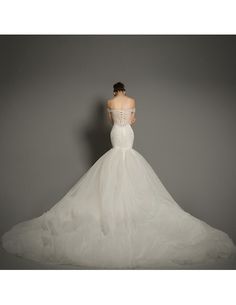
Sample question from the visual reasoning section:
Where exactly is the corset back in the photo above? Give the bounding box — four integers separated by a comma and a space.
108, 108, 135, 149
107, 108, 135, 126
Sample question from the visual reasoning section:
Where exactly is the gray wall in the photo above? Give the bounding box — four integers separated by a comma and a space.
0, 35, 236, 251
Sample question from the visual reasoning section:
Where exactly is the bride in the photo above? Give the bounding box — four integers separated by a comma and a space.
1, 82, 236, 269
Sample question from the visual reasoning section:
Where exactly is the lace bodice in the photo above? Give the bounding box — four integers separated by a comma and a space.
107, 108, 136, 126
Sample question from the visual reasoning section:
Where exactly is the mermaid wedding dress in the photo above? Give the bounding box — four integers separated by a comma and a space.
2, 107, 236, 268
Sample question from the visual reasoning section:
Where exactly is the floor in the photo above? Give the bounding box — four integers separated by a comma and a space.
1, 246, 236, 270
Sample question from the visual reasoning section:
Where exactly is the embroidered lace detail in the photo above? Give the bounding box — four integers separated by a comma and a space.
107, 108, 135, 126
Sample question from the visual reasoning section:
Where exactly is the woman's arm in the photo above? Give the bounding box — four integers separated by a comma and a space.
106, 99, 113, 123
130, 114, 136, 125
130, 111, 136, 125
130, 99, 136, 125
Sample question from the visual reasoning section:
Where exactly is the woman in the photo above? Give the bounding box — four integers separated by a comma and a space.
1, 82, 236, 269
107, 82, 136, 125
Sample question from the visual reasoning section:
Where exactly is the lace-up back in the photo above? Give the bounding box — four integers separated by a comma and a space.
107, 108, 135, 126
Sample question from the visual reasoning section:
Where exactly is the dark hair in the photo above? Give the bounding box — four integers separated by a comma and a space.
113, 82, 125, 92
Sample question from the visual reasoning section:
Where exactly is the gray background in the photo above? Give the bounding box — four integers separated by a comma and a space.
0, 35, 235, 269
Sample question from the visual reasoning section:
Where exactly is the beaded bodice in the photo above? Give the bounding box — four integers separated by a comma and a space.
107, 108, 136, 126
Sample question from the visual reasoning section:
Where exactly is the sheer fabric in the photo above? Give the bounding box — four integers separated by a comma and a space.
107, 108, 135, 126
1, 106, 236, 268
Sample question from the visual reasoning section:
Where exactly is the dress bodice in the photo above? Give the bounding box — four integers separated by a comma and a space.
107, 108, 136, 126
108, 108, 135, 150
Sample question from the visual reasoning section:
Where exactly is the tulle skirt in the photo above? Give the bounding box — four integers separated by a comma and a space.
2, 146, 236, 268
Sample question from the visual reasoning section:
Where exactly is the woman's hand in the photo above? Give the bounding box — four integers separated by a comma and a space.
131, 116, 136, 125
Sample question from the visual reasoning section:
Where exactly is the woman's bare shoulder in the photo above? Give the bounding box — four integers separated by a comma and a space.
127, 97, 136, 107
107, 96, 136, 109
107, 98, 114, 108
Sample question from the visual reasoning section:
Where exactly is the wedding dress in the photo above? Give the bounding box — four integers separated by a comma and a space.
1, 107, 236, 269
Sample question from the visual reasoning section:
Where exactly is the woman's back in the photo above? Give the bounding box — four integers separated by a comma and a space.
107, 95, 136, 126
108, 95, 135, 110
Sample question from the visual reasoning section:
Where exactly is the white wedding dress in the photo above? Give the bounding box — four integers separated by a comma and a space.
2, 107, 236, 268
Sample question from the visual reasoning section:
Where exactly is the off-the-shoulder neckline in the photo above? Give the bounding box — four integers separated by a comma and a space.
107, 107, 135, 111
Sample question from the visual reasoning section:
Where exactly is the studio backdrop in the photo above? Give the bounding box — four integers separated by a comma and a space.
0, 35, 235, 268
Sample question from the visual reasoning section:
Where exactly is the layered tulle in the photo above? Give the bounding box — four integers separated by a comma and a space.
2, 123, 236, 268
